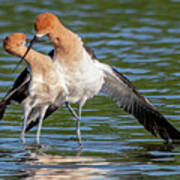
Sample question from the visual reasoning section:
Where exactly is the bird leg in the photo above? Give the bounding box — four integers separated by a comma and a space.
36, 105, 49, 144
77, 103, 82, 145
65, 102, 82, 147
21, 117, 27, 144
21, 105, 32, 144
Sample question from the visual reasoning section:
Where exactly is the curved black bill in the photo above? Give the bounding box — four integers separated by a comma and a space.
13, 35, 37, 73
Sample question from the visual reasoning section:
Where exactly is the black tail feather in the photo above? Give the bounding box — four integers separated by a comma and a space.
25, 105, 59, 132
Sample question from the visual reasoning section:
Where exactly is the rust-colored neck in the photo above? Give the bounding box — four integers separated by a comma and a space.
8, 46, 53, 77
48, 21, 84, 66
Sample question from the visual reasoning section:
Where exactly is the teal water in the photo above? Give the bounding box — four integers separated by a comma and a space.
0, 0, 180, 179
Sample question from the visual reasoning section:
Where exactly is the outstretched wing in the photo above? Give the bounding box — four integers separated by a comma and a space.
98, 62, 180, 142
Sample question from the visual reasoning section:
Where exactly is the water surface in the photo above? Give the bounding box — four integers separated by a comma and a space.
0, 0, 180, 179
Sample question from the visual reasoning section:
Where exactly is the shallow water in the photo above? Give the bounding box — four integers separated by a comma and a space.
0, 0, 180, 179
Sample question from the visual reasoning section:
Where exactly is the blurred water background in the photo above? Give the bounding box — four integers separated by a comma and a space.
0, 0, 180, 179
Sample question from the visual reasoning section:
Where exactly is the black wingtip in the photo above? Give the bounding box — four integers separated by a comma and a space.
25, 105, 59, 132
0, 100, 7, 120
111, 68, 180, 143
133, 102, 180, 143
25, 119, 39, 132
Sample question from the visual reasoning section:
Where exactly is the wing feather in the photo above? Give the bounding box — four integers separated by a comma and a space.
98, 63, 180, 142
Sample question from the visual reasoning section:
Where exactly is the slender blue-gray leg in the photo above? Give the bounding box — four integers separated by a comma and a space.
36, 105, 48, 144
21, 117, 27, 144
21, 105, 31, 144
77, 104, 83, 145
65, 102, 82, 147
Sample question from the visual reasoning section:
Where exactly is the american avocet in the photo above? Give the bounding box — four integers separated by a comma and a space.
0, 50, 59, 132
22, 12, 180, 143
1, 36, 93, 146
3, 33, 67, 144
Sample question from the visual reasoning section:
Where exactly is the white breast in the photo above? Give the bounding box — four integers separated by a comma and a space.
29, 63, 65, 104
64, 49, 104, 104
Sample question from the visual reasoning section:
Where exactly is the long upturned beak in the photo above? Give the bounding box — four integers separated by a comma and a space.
13, 35, 37, 72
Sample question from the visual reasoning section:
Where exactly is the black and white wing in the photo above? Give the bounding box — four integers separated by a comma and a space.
0, 68, 30, 120
97, 62, 180, 142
